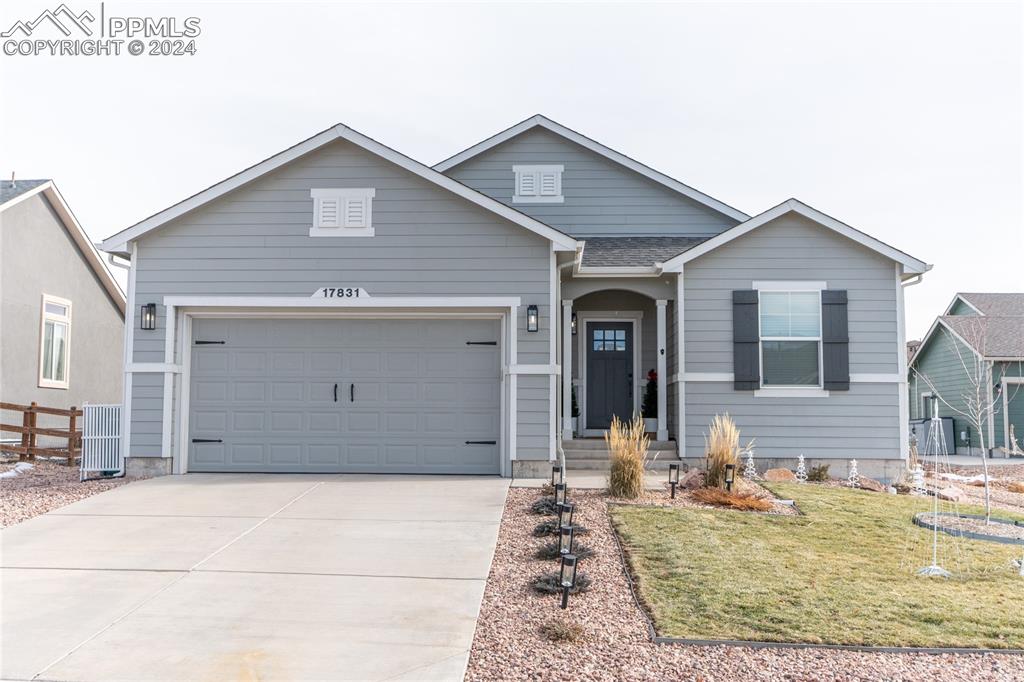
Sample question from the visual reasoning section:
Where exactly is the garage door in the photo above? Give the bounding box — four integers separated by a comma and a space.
187, 318, 501, 474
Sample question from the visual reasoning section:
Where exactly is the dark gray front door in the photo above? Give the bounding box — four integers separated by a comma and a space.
585, 322, 633, 430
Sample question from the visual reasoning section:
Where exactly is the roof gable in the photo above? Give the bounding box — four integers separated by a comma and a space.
100, 124, 577, 254
659, 198, 930, 277
0, 180, 125, 315
954, 293, 1024, 317
433, 114, 749, 223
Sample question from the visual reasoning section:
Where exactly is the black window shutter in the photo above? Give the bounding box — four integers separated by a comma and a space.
732, 290, 759, 390
822, 290, 850, 390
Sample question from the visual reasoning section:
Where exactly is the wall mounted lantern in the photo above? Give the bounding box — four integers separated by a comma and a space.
141, 303, 157, 331
526, 304, 539, 332
571, 312, 577, 335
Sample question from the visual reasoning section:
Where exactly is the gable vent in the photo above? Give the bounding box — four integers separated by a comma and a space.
318, 198, 340, 228
512, 164, 564, 204
344, 198, 366, 227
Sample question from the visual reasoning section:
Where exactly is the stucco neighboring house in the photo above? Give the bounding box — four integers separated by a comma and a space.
99, 115, 929, 480
0, 179, 125, 436
908, 293, 1024, 456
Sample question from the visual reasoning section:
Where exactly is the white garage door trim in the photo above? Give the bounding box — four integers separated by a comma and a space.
158, 296, 522, 476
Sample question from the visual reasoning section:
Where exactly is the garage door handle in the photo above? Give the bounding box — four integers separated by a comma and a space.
191, 438, 222, 443
350, 383, 355, 402
334, 383, 338, 403
465, 440, 496, 445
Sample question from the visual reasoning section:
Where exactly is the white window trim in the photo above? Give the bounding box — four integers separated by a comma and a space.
309, 188, 375, 237
512, 164, 564, 204
919, 391, 935, 419
38, 293, 72, 389
755, 282, 826, 397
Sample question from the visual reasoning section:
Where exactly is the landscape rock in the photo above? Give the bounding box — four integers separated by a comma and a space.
937, 487, 963, 502
680, 469, 705, 490
857, 477, 886, 493
763, 468, 796, 482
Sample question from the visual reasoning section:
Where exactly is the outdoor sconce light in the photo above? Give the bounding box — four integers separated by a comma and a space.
558, 524, 575, 556
571, 312, 577, 335
554, 482, 568, 506
550, 464, 563, 487
724, 464, 736, 492
141, 303, 157, 331
557, 502, 575, 529
526, 304, 539, 332
559, 554, 578, 609
668, 463, 680, 499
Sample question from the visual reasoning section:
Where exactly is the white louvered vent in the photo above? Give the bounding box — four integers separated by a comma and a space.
310, 188, 376, 236
512, 165, 564, 204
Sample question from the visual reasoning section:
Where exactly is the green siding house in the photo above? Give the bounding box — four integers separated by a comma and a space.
908, 293, 1024, 455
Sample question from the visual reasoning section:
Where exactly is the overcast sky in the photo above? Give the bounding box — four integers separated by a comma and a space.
1, 0, 1020, 338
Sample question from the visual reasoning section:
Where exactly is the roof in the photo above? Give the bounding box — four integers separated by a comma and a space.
0, 179, 49, 204
658, 198, 931, 277
580, 236, 709, 268
939, 315, 1024, 359
952, 293, 1024, 317
0, 180, 126, 316
433, 114, 750, 223
101, 123, 578, 255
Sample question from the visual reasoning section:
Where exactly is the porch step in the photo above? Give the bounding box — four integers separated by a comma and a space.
561, 439, 680, 472
561, 439, 674, 451
565, 457, 680, 472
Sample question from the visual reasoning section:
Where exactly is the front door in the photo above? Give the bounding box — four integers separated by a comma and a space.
585, 321, 634, 430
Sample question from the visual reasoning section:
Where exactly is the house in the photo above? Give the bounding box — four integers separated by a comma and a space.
99, 116, 929, 480
0, 179, 125, 431
908, 293, 1024, 456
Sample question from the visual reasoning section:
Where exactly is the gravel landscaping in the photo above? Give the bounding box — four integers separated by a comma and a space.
0, 457, 133, 527
465, 485, 1024, 682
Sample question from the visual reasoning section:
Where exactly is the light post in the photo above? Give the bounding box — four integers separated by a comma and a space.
668, 463, 679, 499
724, 464, 736, 492
559, 554, 578, 609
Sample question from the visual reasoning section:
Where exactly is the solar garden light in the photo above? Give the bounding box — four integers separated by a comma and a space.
724, 464, 736, 492
559, 554, 578, 609
558, 524, 575, 557
550, 464, 563, 487
668, 463, 680, 499
557, 502, 575, 529
554, 482, 568, 505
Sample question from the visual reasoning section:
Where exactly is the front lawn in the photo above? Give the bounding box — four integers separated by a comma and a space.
610, 483, 1024, 649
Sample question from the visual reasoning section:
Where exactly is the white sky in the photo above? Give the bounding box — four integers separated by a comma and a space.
1, 1, 1020, 339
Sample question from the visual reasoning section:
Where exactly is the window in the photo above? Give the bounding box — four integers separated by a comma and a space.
512, 165, 564, 204
39, 294, 71, 389
592, 328, 626, 352
759, 290, 821, 387
309, 188, 375, 237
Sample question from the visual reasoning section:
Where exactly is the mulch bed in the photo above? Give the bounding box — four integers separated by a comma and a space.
0, 458, 134, 528
465, 486, 1024, 681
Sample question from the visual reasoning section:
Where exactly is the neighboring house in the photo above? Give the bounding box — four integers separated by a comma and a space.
0, 179, 125, 434
100, 115, 929, 480
908, 293, 1024, 456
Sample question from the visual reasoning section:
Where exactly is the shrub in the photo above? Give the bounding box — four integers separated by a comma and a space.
807, 464, 831, 482
606, 414, 649, 498
532, 572, 592, 594
533, 521, 590, 537
534, 542, 596, 561
691, 487, 775, 512
704, 413, 752, 489
641, 369, 658, 419
530, 497, 560, 516
539, 619, 586, 643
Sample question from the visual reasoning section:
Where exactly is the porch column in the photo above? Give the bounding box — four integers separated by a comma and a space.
656, 299, 668, 441
562, 299, 574, 437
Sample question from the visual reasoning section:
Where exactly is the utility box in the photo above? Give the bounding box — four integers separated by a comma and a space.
909, 418, 955, 456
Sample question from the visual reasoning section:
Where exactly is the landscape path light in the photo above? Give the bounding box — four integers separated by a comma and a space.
724, 464, 736, 492
558, 524, 575, 556
559, 554, 578, 609
668, 463, 679, 499
550, 464, 563, 487
557, 502, 575, 529
554, 482, 568, 506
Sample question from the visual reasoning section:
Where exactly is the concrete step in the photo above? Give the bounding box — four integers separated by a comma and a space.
561, 440, 675, 451
563, 448, 676, 460
566, 458, 680, 472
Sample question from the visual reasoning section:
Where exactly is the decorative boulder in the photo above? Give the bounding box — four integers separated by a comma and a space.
763, 468, 797, 482
680, 469, 705, 490
858, 477, 886, 493
937, 487, 963, 502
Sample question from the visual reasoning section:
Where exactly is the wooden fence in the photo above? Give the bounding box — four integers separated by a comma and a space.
0, 401, 82, 465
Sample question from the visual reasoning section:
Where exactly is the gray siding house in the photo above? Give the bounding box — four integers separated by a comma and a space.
909, 293, 1024, 455
0, 180, 125, 427
100, 116, 929, 480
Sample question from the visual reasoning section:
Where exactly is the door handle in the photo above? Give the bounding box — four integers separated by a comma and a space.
334, 383, 338, 403
350, 383, 355, 402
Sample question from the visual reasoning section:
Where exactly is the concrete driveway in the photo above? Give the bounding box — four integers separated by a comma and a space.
1, 474, 509, 681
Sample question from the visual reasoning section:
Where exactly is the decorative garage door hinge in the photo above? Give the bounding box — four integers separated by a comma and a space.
194, 340, 225, 345
191, 438, 222, 443
465, 440, 497, 445
466, 341, 497, 346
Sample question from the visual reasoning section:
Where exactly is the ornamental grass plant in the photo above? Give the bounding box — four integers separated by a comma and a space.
606, 414, 649, 498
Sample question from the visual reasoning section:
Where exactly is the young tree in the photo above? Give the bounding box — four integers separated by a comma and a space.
912, 317, 1022, 523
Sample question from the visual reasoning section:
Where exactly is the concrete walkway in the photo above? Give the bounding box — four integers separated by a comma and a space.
1, 474, 509, 681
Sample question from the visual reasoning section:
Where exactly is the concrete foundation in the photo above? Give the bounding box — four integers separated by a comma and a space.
677, 457, 908, 484
125, 456, 172, 477
512, 459, 553, 478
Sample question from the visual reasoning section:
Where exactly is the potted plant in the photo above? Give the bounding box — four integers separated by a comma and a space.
641, 369, 657, 434
571, 385, 580, 435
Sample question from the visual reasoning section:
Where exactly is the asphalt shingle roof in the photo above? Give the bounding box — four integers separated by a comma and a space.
0, 179, 49, 205
958, 293, 1024, 317
941, 315, 1024, 359
580, 236, 711, 267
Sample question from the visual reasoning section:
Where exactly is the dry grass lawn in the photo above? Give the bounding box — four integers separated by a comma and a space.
611, 483, 1024, 649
